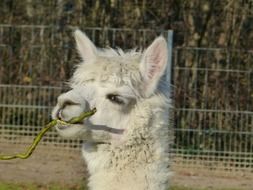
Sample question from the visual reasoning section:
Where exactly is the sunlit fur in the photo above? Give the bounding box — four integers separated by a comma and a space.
52, 30, 172, 190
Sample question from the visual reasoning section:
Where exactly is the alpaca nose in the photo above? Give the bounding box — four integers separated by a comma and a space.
56, 100, 85, 121
52, 89, 89, 121
56, 108, 65, 120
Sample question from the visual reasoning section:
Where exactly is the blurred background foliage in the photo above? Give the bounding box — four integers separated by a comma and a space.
0, 0, 253, 84
0, 0, 253, 48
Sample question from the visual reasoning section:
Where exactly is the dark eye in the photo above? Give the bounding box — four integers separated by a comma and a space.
106, 94, 124, 105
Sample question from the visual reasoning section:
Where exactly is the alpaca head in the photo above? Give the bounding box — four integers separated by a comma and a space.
52, 30, 168, 143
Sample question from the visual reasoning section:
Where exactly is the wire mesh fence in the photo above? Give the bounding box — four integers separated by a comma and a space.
172, 47, 253, 173
0, 84, 68, 147
0, 25, 170, 148
0, 25, 253, 174
0, 24, 167, 85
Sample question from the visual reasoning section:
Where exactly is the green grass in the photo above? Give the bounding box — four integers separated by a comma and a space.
0, 183, 243, 190
0, 183, 86, 190
171, 186, 241, 190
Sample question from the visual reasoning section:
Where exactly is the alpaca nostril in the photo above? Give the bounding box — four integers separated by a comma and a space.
56, 109, 63, 120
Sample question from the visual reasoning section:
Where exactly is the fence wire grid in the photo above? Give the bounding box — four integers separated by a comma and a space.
0, 25, 253, 174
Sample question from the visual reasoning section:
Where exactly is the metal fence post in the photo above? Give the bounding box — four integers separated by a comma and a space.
166, 30, 173, 93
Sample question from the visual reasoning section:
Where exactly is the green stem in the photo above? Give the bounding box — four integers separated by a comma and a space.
0, 108, 96, 160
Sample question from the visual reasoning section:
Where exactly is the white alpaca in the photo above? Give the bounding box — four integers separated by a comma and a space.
52, 30, 172, 190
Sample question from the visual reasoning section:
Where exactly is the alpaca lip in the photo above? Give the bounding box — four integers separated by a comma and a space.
89, 125, 125, 134
57, 125, 70, 130
57, 123, 124, 135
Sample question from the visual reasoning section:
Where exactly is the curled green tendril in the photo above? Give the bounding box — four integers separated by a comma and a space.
0, 108, 97, 160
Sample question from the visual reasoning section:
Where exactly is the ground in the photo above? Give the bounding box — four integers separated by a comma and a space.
0, 142, 252, 190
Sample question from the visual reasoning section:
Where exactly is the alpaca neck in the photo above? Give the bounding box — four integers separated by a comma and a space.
83, 129, 170, 190
85, 145, 169, 190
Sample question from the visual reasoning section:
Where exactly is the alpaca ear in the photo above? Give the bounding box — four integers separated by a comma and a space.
139, 36, 168, 97
74, 30, 97, 63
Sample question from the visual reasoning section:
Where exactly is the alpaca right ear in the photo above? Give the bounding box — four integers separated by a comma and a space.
74, 30, 97, 63
139, 36, 168, 97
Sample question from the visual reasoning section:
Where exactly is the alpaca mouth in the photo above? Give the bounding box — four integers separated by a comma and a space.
57, 123, 83, 130
57, 123, 124, 135
89, 125, 125, 135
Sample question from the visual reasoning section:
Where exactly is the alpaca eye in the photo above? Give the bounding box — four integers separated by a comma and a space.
106, 94, 124, 105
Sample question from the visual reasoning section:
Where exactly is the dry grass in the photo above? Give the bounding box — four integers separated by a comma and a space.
0, 182, 243, 190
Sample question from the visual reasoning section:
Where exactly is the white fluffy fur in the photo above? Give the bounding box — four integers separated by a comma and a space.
52, 30, 172, 190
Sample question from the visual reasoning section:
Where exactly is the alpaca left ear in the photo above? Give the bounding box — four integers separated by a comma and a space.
139, 36, 168, 97
74, 29, 97, 63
